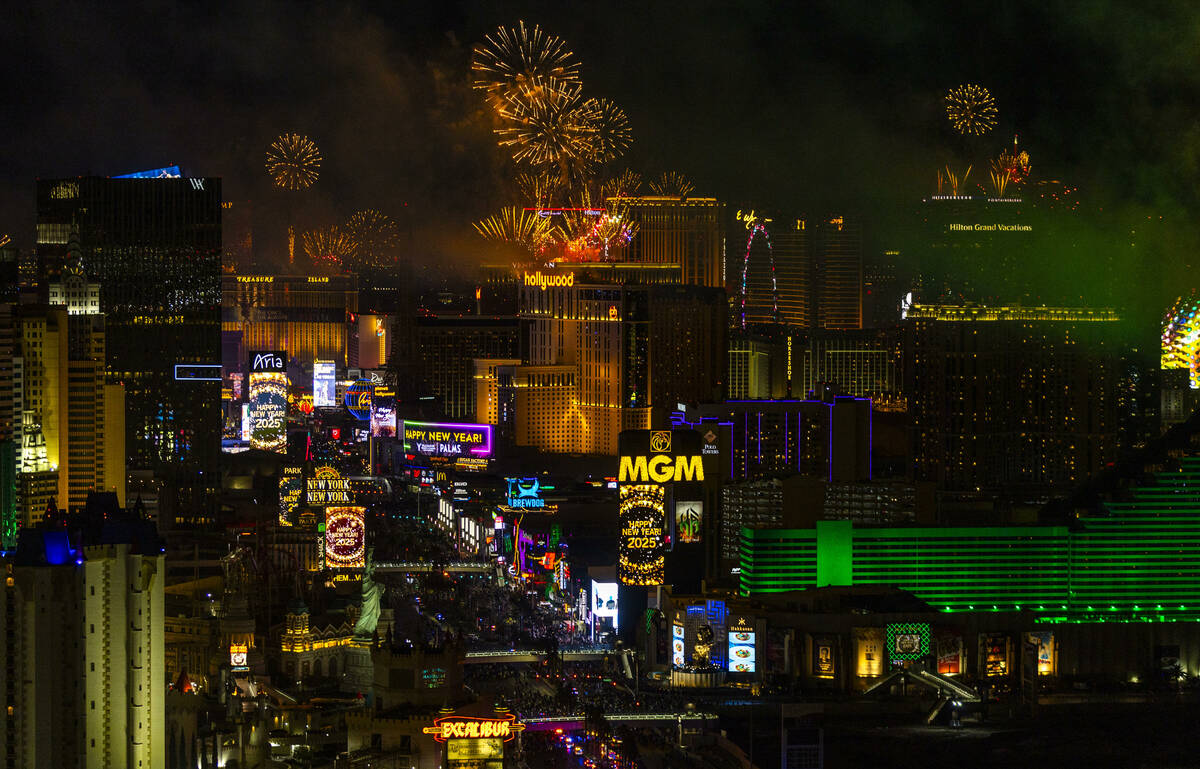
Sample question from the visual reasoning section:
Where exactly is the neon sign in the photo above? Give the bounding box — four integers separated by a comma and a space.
522, 271, 575, 291
423, 714, 524, 742
403, 421, 493, 458
506, 477, 553, 508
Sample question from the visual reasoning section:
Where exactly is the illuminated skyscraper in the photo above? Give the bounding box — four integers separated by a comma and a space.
518, 265, 663, 454
814, 216, 862, 329
1, 513, 165, 769
36, 175, 221, 518
770, 218, 813, 329
13, 302, 124, 520
905, 304, 1122, 496
614, 196, 726, 288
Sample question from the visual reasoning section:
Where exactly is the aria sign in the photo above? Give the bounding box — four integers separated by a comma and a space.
249, 350, 286, 372
423, 714, 524, 742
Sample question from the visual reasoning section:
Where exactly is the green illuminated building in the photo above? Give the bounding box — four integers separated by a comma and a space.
739, 457, 1200, 622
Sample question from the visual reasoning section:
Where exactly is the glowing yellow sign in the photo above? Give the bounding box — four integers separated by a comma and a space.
423, 715, 524, 742
736, 209, 758, 229
523, 271, 575, 291
618, 455, 704, 483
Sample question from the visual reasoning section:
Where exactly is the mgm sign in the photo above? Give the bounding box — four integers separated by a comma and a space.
617, 430, 705, 586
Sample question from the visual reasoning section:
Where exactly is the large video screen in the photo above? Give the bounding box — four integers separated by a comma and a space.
591, 580, 619, 632
325, 506, 366, 569
248, 371, 288, 452
313, 360, 336, 407
618, 484, 665, 586
727, 630, 756, 673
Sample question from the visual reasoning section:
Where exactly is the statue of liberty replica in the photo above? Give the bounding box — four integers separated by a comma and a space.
342, 547, 385, 697
354, 547, 386, 640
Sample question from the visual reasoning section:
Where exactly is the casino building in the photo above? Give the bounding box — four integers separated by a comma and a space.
222, 273, 359, 368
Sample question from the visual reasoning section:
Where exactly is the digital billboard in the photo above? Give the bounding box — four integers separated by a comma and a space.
370, 395, 397, 438
229, 641, 249, 671
278, 465, 305, 526
403, 420, 493, 458
618, 484, 666, 585
313, 360, 336, 407
447, 739, 504, 761
324, 506, 366, 569
247, 373, 287, 452
672, 624, 685, 667
675, 500, 702, 544
591, 580, 619, 631
727, 616, 757, 673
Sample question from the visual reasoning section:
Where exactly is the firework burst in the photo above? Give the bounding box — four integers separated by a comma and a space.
266, 133, 322, 190
515, 170, 561, 207
993, 145, 1031, 185
648, 171, 694, 198
602, 169, 642, 200
473, 206, 555, 255
496, 83, 599, 169
945, 84, 998, 136
473, 21, 581, 108
302, 225, 357, 267
344, 209, 401, 272
582, 98, 631, 164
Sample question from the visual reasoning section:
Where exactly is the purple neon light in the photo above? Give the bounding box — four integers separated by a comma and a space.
402, 420, 494, 456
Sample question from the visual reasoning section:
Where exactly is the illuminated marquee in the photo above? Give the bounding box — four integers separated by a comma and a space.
403, 420, 493, 458
324, 506, 366, 569
522, 271, 574, 291
423, 714, 524, 742
306, 466, 352, 505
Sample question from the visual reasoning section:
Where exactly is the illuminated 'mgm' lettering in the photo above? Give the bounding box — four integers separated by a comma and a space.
618, 455, 704, 483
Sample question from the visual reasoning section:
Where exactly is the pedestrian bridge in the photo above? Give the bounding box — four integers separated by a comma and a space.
463, 647, 621, 664
374, 561, 495, 574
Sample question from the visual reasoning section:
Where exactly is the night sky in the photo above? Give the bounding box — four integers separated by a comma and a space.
3, 0, 1197, 318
